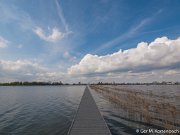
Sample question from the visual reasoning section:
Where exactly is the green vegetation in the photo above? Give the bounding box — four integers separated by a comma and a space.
94, 81, 180, 85
0, 81, 63, 86
0, 81, 179, 86
0, 81, 87, 86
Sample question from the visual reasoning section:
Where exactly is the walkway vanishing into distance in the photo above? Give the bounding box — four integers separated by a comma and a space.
68, 86, 111, 135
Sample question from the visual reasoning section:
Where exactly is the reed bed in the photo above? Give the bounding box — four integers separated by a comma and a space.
90, 85, 180, 130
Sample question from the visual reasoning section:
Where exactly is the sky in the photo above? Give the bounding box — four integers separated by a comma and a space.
0, 0, 180, 83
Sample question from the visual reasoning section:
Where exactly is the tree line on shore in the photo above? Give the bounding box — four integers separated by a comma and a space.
0, 81, 179, 86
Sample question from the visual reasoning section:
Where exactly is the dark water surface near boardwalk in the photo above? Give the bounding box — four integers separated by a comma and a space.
0, 86, 85, 135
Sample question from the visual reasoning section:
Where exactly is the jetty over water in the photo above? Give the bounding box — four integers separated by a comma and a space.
68, 86, 111, 135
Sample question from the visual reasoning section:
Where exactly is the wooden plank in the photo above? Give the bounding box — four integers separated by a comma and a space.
68, 86, 111, 135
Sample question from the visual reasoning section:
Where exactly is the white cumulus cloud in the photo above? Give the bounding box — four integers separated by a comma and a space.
0, 60, 45, 82
68, 37, 180, 75
0, 60, 46, 74
0, 59, 67, 82
33, 27, 67, 42
0, 36, 9, 48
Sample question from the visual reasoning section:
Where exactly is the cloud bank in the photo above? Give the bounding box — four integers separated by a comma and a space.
0, 60, 65, 82
0, 37, 180, 83
68, 37, 180, 75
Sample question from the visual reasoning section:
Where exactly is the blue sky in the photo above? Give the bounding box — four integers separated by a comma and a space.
0, 0, 180, 83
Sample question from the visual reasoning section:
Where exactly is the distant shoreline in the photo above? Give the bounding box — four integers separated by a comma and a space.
0, 81, 179, 86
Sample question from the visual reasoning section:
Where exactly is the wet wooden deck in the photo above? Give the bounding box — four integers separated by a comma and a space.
68, 86, 111, 135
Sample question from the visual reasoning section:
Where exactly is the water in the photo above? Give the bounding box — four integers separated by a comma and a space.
0, 86, 85, 135
90, 85, 180, 135
0, 85, 179, 135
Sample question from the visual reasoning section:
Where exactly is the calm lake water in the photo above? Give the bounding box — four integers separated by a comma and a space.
0, 85, 179, 135
0, 86, 85, 135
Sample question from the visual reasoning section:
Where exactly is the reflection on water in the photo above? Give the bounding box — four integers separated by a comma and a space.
90, 85, 180, 135
0, 86, 85, 135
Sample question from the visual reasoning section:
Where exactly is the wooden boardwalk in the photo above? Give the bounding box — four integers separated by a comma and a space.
68, 86, 111, 135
